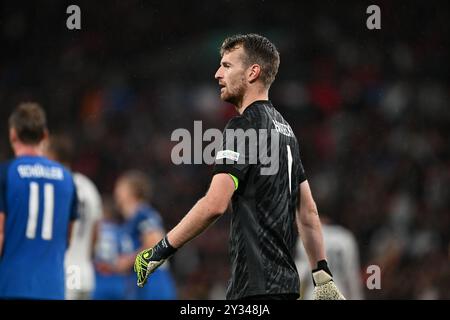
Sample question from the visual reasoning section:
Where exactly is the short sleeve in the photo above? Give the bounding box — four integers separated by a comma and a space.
212, 116, 255, 182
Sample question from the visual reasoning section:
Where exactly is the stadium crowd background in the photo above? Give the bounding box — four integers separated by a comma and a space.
0, 1, 448, 299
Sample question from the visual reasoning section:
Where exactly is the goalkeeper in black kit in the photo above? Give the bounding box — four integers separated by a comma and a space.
134, 34, 345, 300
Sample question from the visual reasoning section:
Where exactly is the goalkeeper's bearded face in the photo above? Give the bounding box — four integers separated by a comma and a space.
214, 46, 248, 105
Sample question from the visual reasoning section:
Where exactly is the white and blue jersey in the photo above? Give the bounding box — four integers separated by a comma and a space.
123, 204, 176, 300
0, 156, 78, 300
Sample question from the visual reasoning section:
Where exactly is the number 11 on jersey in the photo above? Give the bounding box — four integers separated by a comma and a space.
26, 182, 55, 240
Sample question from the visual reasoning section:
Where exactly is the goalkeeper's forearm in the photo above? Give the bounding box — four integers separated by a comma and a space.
167, 196, 224, 249
298, 208, 346, 300
297, 207, 326, 269
134, 184, 229, 288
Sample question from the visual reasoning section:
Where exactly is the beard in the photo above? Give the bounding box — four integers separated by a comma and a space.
220, 78, 247, 106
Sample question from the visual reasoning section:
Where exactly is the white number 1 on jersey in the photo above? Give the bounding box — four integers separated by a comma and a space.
26, 182, 55, 240
287, 145, 293, 194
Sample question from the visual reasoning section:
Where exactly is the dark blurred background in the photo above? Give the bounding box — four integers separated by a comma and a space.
0, 0, 449, 299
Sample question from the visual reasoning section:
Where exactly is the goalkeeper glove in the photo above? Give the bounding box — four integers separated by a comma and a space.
134, 236, 177, 288
312, 260, 346, 300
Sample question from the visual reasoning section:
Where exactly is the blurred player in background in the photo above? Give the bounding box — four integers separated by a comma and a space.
134, 34, 344, 300
295, 215, 364, 299
0, 103, 78, 299
92, 196, 133, 300
114, 170, 176, 299
46, 135, 102, 300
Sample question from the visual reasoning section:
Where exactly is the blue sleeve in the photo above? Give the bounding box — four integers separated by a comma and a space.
0, 162, 9, 214
69, 176, 79, 221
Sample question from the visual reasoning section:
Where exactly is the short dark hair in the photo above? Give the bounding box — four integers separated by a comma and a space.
220, 33, 280, 88
9, 102, 47, 145
119, 170, 152, 202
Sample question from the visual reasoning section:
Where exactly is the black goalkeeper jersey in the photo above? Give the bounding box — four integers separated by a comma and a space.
213, 100, 306, 300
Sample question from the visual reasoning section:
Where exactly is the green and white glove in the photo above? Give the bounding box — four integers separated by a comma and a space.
134, 236, 177, 288
312, 260, 346, 300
